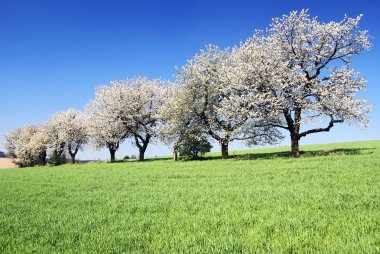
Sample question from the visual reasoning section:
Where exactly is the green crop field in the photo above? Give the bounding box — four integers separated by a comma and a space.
0, 140, 379, 253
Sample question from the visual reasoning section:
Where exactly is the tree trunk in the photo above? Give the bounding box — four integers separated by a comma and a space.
221, 142, 229, 159
68, 145, 78, 164
173, 143, 179, 161
70, 153, 76, 164
109, 148, 116, 162
139, 148, 146, 161
134, 134, 150, 161
291, 134, 300, 157
41, 151, 47, 165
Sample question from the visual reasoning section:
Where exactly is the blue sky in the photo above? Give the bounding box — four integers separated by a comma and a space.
0, 0, 379, 160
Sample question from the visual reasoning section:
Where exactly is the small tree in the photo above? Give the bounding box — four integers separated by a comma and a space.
3, 127, 23, 159
48, 151, 67, 166
58, 109, 87, 164
10, 125, 47, 167
178, 135, 212, 160
44, 109, 88, 164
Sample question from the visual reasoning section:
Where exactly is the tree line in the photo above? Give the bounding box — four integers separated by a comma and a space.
3, 10, 372, 166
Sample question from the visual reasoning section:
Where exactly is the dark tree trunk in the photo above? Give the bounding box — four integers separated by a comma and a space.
173, 140, 181, 161
41, 151, 47, 165
109, 148, 116, 162
283, 108, 302, 158
134, 134, 150, 161
68, 145, 79, 164
70, 153, 76, 164
290, 133, 300, 157
139, 148, 146, 161
221, 142, 229, 159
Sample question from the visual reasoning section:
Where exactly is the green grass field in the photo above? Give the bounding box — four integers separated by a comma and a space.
0, 140, 379, 253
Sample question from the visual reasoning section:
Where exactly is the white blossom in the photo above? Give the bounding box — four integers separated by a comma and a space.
3, 127, 23, 159
111, 77, 167, 161
45, 109, 87, 163
85, 86, 129, 162
12, 125, 47, 167
85, 77, 166, 161
234, 9, 372, 157
168, 45, 282, 158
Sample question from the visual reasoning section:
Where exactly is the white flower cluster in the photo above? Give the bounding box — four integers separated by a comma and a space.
44, 109, 88, 163
3, 110, 87, 166
85, 77, 167, 161
4, 125, 46, 167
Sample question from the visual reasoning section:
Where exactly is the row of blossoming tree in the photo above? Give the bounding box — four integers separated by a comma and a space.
3, 10, 372, 166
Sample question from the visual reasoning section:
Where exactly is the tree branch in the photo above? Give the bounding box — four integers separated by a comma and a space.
299, 116, 343, 138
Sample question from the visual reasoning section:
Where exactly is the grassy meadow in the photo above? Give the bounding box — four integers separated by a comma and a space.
0, 140, 379, 253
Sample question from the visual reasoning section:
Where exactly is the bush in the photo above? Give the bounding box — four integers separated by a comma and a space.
49, 151, 66, 166
178, 136, 212, 160
123, 155, 130, 160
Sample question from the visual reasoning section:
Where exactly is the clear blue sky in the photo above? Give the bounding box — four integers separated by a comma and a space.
0, 0, 379, 160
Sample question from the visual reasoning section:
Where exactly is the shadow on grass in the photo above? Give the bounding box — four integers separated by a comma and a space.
167, 147, 375, 161
90, 157, 173, 164
230, 147, 375, 161
79, 147, 375, 164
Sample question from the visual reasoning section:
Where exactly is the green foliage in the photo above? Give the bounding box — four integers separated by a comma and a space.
0, 140, 379, 253
178, 136, 213, 159
14, 151, 46, 168
48, 151, 66, 166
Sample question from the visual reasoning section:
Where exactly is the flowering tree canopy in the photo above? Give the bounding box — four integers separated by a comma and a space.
158, 84, 207, 161
3, 127, 23, 159
45, 109, 88, 163
235, 10, 372, 157
85, 77, 166, 161
3, 9, 372, 162
44, 113, 69, 165
7, 125, 47, 167
85, 85, 129, 162
111, 77, 167, 161
172, 45, 283, 158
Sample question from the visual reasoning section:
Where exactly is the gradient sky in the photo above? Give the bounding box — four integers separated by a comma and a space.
0, 0, 379, 160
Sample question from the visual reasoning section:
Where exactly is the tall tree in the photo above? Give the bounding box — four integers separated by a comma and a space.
44, 115, 67, 165
85, 85, 130, 162
111, 77, 166, 161
236, 10, 372, 157
176, 46, 282, 158
158, 84, 205, 161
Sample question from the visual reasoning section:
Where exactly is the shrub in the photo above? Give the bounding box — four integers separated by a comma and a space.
49, 151, 67, 166
178, 136, 212, 160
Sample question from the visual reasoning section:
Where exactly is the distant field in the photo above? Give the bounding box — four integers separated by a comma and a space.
0, 140, 379, 253
0, 158, 17, 169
